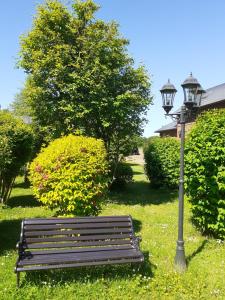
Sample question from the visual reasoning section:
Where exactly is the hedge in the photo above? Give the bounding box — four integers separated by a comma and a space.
185, 109, 225, 239
144, 136, 180, 188
110, 161, 133, 190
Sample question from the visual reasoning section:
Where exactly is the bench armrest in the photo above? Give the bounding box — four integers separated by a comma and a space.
16, 242, 24, 258
132, 235, 142, 249
16, 220, 25, 258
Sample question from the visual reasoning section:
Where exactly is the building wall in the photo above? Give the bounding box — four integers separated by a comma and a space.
160, 129, 177, 138
177, 122, 194, 138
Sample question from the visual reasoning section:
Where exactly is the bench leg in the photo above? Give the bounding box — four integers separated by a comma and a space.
135, 263, 141, 271
132, 261, 143, 272
16, 272, 20, 288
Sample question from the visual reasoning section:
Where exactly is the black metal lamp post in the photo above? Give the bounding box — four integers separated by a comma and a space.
160, 73, 205, 272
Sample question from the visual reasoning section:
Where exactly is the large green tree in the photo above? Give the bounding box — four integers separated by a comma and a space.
16, 0, 152, 164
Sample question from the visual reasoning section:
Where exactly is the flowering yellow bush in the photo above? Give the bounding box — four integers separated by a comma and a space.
29, 135, 108, 216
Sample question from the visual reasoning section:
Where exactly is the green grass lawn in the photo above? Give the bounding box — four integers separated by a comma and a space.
0, 164, 224, 300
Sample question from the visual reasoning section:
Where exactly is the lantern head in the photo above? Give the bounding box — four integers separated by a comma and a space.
160, 79, 177, 114
181, 73, 200, 109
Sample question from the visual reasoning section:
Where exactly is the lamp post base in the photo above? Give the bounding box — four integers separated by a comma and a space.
175, 240, 186, 272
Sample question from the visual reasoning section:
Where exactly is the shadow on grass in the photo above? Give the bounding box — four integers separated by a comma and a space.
133, 218, 142, 233
127, 163, 144, 175
0, 219, 22, 254
6, 179, 40, 208
126, 163, 140, 167
186, 240, 208, 265
133, 170, 144, 175
7, 195, 40, 208
21, 251, 156, 287
109, 180, 177, 206
13, 180, 30, 189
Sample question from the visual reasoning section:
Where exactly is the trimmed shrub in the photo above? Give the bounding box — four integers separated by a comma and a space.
0, 111, 34, 204
29, 135, 109, 216
185, 109, 225, 239
110, 162, 133, 189
144, 136, 180, 188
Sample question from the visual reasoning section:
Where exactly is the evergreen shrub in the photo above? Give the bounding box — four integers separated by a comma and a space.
144, 136, 180, 188
110, 162, 133, 189
29, 135, 109, 216
185, 109, 225, 239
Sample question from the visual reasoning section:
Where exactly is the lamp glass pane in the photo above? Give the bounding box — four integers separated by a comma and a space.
162, 92, 174, 107
165, 93, 172, 105
185, 87, 198, 104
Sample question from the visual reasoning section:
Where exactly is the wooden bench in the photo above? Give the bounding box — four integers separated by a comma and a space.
15, 215, 144, 287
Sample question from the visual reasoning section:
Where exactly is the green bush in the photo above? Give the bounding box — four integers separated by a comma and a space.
0, 111, 34, 204
185, 109, 225, 239
144, 136, 180, 188
110, 162, 133, 189
29, 135, 109, 216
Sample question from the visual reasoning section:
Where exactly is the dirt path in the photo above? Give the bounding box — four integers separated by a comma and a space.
125, 148, 145, 165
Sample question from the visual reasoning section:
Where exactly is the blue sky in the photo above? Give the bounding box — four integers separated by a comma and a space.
1, 0, 225, 136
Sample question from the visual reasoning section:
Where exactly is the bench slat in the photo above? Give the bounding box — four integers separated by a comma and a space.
27, 244, 133, 255
25, 239, 132, 249
17, 257, 143, 272
18, 249, 142, 266
24, 221, 131, 231
24, 227, 131, 237
26, 233, 132, 244
24, 216, 130, 225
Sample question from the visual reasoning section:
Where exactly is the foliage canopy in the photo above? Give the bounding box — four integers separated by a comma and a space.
16, 0, 152, 163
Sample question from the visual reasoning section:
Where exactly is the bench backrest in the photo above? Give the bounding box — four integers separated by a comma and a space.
21, 216, 135, 251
